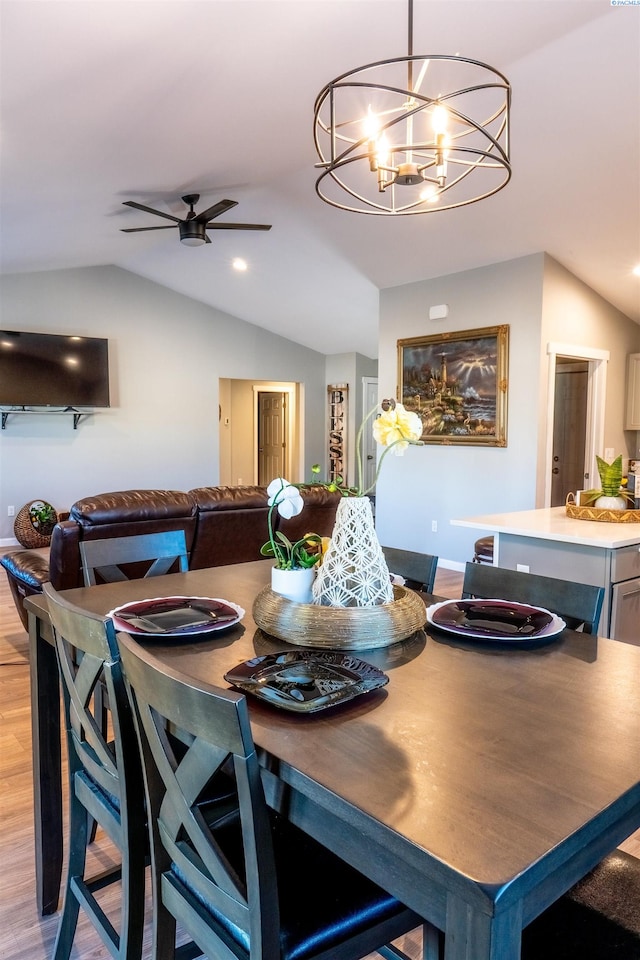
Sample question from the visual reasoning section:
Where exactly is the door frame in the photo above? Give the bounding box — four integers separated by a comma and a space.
544, 342, 609, 507
252, 385, 296, 483
362, 376, 379, 495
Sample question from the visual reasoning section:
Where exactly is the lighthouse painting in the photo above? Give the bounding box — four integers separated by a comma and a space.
397, 325, 509, 446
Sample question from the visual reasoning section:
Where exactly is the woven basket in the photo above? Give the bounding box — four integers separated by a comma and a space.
252, 584, 427, 650
14, 501, 58, 548
565, 493, 640, 524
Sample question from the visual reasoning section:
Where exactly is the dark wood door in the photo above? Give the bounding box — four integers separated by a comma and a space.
551, 359, 588, 506
258, 392, 286, 484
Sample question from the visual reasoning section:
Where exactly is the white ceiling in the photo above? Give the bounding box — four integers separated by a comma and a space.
1, 1, 639, 359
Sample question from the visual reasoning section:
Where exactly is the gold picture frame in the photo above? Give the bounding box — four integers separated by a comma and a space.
397, 325, 509, 445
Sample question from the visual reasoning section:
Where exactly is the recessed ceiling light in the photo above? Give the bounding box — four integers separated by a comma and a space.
633, 264, 640, 277
232, 258, 248, 272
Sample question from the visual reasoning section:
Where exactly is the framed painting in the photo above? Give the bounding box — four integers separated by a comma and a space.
397, 325, 509, 445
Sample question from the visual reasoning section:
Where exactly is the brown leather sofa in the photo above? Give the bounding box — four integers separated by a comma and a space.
1, 484, 341, 630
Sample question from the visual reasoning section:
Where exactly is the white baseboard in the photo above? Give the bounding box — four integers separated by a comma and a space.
0, 538, 20, 548
437, 559, 465, 572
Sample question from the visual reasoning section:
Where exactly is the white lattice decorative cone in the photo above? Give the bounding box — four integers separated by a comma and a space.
312, 497, 394, 607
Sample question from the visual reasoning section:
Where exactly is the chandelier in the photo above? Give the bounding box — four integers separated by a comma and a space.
313, 0, 511, 215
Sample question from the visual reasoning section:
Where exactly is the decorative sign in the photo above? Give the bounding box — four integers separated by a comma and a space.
397, 325, 509, 446
327, 385, 348, 482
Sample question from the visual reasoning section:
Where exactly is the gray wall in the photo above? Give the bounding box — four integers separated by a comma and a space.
0, 265, 328, 541
325, 352, 378, 488
375, 254, 640, 568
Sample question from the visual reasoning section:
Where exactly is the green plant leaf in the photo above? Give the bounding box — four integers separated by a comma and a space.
596, 455, 623, 496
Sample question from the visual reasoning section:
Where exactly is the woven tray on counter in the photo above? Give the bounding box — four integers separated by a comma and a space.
565, 492, 640, 523
252, 584, 427, 650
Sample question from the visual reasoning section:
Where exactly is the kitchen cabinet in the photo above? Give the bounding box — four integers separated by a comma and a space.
626, 352, 640, 430
452, 507, 640, 640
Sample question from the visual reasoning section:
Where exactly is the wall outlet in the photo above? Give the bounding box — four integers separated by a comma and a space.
431, 520, 438, 532
7, 505, 14, 516
516, 563, 530, 573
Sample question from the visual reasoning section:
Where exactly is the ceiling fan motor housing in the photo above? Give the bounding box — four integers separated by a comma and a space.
179, 220, 207, 246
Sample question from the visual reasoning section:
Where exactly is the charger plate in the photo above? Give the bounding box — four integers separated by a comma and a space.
426, 599, 565, 642
224, 650, 388, 713
252, 584, 426, 650
109, 596, 245, 639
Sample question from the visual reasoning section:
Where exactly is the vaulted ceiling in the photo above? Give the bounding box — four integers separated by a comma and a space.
1, 1, 638, 358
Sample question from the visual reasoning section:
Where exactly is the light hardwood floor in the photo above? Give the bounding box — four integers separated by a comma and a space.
0, 557, 637, 959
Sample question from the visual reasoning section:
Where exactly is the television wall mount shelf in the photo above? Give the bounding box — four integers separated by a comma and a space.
1, 407, 93, 430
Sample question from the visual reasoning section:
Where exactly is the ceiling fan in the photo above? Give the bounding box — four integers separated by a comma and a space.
120, 194, 272, 247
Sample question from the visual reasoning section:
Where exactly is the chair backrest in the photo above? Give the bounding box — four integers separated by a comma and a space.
382, 546, 438, 594
79, 529, 189, 586
118, 632, 280, 959
42, 581, 145, 839
461, 561, 605, 634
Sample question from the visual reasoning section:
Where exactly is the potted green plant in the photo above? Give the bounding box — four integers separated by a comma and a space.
581, 455, 633, 510
261, 478, 323, 602
28, 500, 57, 535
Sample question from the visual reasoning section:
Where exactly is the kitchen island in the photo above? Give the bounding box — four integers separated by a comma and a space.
452, 506, 640, 642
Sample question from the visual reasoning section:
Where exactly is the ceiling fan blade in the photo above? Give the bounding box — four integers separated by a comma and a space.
205, 233, 212, 244
120, 225, 177, 233
206, 223, 272, 231
122, 200, 183, 224
193, 199, 238, 224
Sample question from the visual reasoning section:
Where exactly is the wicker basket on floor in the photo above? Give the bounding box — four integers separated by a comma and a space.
14, 501, 58, 548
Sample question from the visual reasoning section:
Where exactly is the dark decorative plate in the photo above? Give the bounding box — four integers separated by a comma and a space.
426, 599, 565, 642
109, 596, 245, 638
224, 650, 389, 713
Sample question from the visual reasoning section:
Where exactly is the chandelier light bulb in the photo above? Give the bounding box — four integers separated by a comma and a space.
432, 104, 448, 135
364, 106, 380, 139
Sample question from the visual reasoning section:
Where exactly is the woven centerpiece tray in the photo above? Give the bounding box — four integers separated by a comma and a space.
565, 493, 640, 523
252, 585, 427, 650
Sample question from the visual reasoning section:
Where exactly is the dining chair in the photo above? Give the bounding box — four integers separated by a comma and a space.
461, 561, 605, 634
522, 848, 640, 957
118, 633, 438, 960
42, 581, 147, 960
382, 547, 438, 594
80, 529, 189, 586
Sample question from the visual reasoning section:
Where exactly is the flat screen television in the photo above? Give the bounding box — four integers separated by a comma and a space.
0, 330, 110, 408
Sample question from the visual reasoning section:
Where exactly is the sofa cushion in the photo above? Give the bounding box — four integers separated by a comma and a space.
189, 486, 271, 569
70, 489, 197, 527
277, 486, 342, 543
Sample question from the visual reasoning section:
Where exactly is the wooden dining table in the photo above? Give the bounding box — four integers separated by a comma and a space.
27, 560, 640, 959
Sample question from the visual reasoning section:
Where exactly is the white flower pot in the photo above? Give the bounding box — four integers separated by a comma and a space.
271, 566, 316, 604
594, 495, 627, 510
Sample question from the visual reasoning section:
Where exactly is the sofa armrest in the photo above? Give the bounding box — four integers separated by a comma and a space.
0, 549, 50, 589
0, 550, 51, 630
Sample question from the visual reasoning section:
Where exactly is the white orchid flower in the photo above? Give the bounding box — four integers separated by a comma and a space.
266, 477, 304, 518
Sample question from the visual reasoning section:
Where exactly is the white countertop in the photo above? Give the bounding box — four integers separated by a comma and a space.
451, 506, 640, 549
